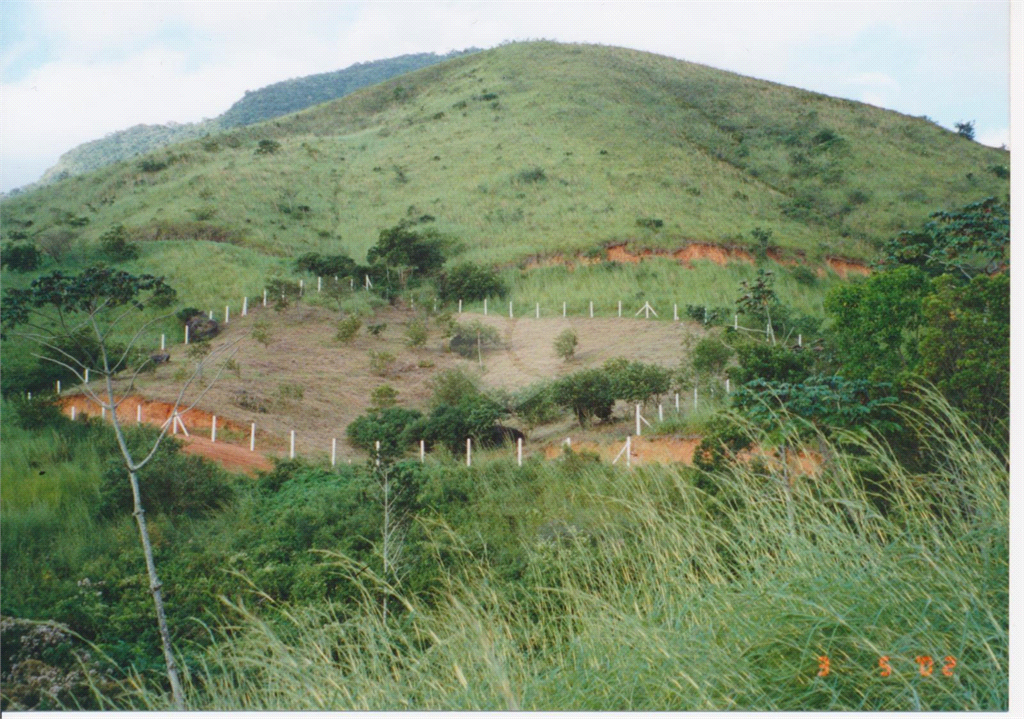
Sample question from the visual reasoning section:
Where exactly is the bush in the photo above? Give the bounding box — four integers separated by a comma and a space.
439, 263, 507, 302
515, 383, 560, 431
335, 316, 362, 342
605, 358, 671, 405
255, 139, 281, 155
99, 225, 139, 262
429, 367, 481, 408
552, 368, 616, 427
693, 416, 752, 472
97, 429, 233, 518
514, 167, 546, 184
366, 323, 387, 337
691, 337, 734, 377
346, 406, 422, 460
294, 252, 356, 278
370, 384, 398, 409
368, 350, 396, 376
405, 394, 503, 454
636, 218, 663, 229
405, 319, 428, 348
1, 243, 42, 272
176, 307, 203, 324
449, 321, 501, 359
790, 265, 818, 286
554, 329, 578, 361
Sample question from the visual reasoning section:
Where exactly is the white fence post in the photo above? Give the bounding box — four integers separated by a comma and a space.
627, 435, 632, 468
211, 416, 217, 442
536, 303, 540, 319
375, 440, 381, 468
484, 299, 488, 315
185, 325, 190, 344
160, 334, 166, 350
242, 297, 248, 316
225, 306, 230, 323
509, 301, 514, 318
563, 301, 566, 317
318, 277, 322, 293
290, 430, 296, 459
209, 310, 214, 320
135, 404, 141, 424
71, 406, 76, 420
299, 279, 304, 296
798, 334, 803, 347
674, 303, 679, 321
466, 438, 472, 467
56, 380, 61, 394
331, 438, 337, 466
517, 437, 523, 467
420, 439, 426, 463
636, 404, 641, 436
84, 368, 90, 383
726, 378, 731, 394
659, 404, 663, 421
263, 289, 268, 307
613, 435, 632, 468
734, 314, 738, 330
250, 423, 256, 452
694, 386, 698, 410
459, 299, 463, 314
675, 392, 680, 412
618, 300, 622, 317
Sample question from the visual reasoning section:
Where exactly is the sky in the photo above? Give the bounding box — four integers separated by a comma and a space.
0, 0, 1014, 193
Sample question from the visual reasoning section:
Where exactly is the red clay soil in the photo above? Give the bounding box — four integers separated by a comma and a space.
826, 257, 871, 278
58, 395, 275, 476
543, 435, 821, 474
521, 241, 869, 277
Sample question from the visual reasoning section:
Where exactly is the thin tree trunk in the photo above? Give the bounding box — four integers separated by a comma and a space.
128, 469, 186, 709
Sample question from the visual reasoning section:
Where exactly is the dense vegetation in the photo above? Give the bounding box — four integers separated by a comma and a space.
0, 40, 1009, 711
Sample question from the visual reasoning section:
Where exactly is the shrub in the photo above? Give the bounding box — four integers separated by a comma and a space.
295, 252, 356, 277
693, 416, 752, 472
552, 368, 616, 427
277, 382, 304, 401
790, 265, 818, 286
405, 319, 428, 348
368, 350, 396, 376
636, 218, 663, 229
429, 367, 481, 408
370, 384, 399, 409
99, 225, 139, 262
255, 139, 281, 155
405, 394, 503, 454
176, 307, 203, 324
346, 407, 423, 460
605, 358, 671, 405
1, 243, 42, 272
691, 337, 734, 377
439, 262, 507, 302
554, 328, 578, 361
251, 318, 272, 346
515, 383, 560, 431
336, 316, 362, 342
266, 277, 301, 310
514, 167, 546, 184
449, 321, 501, 359
366, 322, 387, 337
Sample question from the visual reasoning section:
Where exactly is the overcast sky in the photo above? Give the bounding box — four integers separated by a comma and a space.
0, 0, 1014, 193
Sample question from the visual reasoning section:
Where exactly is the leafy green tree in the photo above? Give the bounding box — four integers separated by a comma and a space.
823, 265, 929, 383
405, 394, 503, 454
439, 262, 507, 302
954, 120, 975, 140
605, 358, 671, 405
1, 243, 42, 272
367, 220, 447, 283
879, 197, 1008, 279
449, 320, 501, 361
552, 368, 616, 427
99, 224, 140, 262
917, 273, 1009, 444
727, 341, 815, 385
347, 406, 423, 461
736, 269, 780, 343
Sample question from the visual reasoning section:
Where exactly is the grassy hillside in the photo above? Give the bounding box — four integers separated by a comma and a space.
29, 50, 481, 188
2, 42, 1008, 310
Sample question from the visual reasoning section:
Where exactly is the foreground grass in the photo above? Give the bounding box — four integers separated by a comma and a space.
114, 393, 1007, 711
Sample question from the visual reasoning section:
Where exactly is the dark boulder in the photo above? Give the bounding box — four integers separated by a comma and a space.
483, 424, 525, 448
186, 316, 219, 341
150, 352, 170, 365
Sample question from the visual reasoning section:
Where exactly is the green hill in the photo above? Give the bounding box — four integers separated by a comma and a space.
2, 40, 1009, 310
30, 49, 481, 188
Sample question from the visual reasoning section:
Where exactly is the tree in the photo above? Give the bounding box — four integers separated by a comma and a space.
1, 243, 42, 272
736, 269, 780, 343
438, 262, 507, 302
879, 197, 1009, 279
954, 120, 975, 141
99, 224, 140, 262
255, 139, 281, 155
367, 220, 447, 284
552, 368, 616, 427
1, 267, 240, 710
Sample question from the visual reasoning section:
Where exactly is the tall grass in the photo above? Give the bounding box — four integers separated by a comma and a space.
116, 389, 1007, 711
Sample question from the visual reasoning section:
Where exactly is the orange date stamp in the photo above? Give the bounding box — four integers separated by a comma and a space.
816, 655, 957, 678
